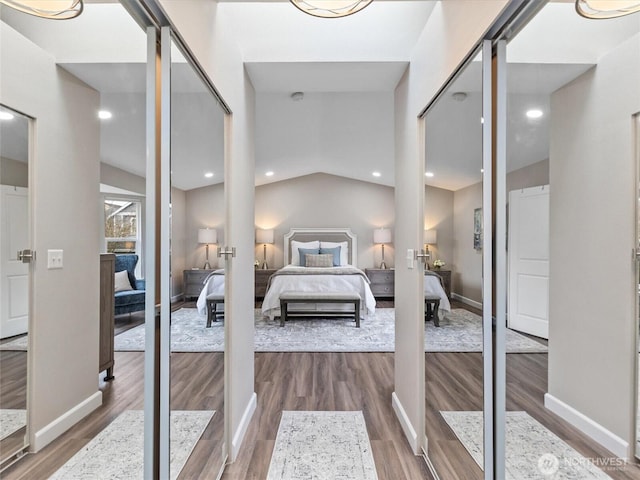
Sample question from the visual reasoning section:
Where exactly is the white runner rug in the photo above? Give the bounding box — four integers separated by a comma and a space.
267, 411, 378, 480
49, 410, 214, 480
0, 409, 26, 440
440, 411, 612, 479
107, 308, 547, 353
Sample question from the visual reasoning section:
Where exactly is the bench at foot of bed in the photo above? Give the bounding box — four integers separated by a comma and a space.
279, 291, 360, 327
206, 293, 224, 327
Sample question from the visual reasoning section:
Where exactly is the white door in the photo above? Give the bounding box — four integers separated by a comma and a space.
0, 185, 29, 339
508, 185, 550, 339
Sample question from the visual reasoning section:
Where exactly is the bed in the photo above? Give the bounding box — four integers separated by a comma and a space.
424, 271, 451, 313
261, 228, 376, 321
196, 269, 225, 316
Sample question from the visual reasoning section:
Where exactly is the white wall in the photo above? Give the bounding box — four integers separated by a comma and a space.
100, 163, 145, 194
254, 173, 395, 268
156, 0, 257, 460
182, 174, 455, 278
1, 156, 28, 187
424, 185, 454, 269
548, 33, 640, 458
1, 22, 101, 449
453, 159, 549, 303
185, 183, 225, 272
393, 0, 509, 453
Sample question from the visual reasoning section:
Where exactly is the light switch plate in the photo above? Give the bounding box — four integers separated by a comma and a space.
47, 249, 63, 269
406, 249, 414, 269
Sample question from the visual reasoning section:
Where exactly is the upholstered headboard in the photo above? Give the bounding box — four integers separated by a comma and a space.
283, 228, 358, 267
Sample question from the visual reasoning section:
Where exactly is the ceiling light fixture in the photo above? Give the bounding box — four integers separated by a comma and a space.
425, 172, 434, 177
98, 110, 113, 120
0, 0, 83, 19
290, 0, 373, 18
372, 171, 381, 177
526, 109, 543, 119
0, 111, 15, 121
575, 0, 640, 19
204, 172, 214, 178
265, 171, 274, 177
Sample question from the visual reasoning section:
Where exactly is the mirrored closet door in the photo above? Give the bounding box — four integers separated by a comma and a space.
166, 32, 226, 478
0, 105, 30, 466
423, 47, 489, 479
499, 3, 640, 476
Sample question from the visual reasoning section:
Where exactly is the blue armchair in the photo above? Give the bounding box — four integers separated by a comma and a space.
114, 254, 146, 316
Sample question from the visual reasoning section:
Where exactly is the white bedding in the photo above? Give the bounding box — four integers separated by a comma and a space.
196, 269, 225, 316
261, 265, 376, 320
424, 274, 451, 312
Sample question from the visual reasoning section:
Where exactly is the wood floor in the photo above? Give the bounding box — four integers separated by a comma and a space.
2, 301, 640, 479
221, 352, 433, 480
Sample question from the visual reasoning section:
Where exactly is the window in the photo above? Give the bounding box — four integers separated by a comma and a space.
104, 198, 141, 256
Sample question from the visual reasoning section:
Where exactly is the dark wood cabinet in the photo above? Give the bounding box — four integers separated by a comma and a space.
184, 269, 215, 299
255, 269, 277, 298
429, 269, 451, 298
100, 254, 115, 381
365, 268, 394, 298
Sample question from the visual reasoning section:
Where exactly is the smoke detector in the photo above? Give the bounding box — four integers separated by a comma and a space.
452, 92, 467, 102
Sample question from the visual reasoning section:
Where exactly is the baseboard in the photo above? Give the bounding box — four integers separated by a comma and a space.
392, 392, 419, 454
33, 391, 102, 451
172, 293, 184, 303
451, 293, 482, 310
231, 392, 257, 462
544, 393, 629, 460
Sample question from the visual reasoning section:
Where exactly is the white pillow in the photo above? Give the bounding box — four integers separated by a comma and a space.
114, 270, 133, 293
291, 240, 320, 265
320, 241, 349, 266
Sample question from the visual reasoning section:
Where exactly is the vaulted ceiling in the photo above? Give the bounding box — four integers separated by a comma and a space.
2, 1, 638, 191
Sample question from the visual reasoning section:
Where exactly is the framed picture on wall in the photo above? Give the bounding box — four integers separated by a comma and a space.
473, 207, 482, 250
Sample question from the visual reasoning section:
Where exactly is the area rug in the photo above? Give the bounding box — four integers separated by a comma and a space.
0, 335, 27, 351
113, 308, 547, 353
267, 411, 378, 480
0, 409, 26, 440
49, 410, 214, 480
440, 411, 611, 479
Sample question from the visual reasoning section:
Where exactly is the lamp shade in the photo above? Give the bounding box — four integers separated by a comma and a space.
256, 229, 275, 245
424, 229, 437, 245
0, 0, 83, 19
373, 228, 391, 244
198, 228, 217, 244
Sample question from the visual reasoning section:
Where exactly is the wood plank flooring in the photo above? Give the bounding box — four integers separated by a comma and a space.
425, 303, 640, 480
2, 299, 639, 479
221, 352, 433, 480
1, 351, 225, 480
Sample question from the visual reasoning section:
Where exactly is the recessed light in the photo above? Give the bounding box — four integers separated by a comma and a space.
526, 109, 543, 119
204, 172, 214, 178
425, 172, 434, 178
265, 171, 274, 177
372, 171, 381, 177
0, 111, 15, 120
98, 110, 112, 120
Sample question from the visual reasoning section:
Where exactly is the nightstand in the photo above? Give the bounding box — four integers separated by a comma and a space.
365, 268, 394, 298
183, 269, 215, 299
429, 269, 451, 298
255, 269, 277, 298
